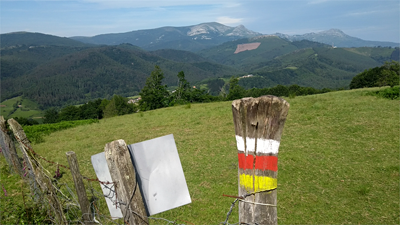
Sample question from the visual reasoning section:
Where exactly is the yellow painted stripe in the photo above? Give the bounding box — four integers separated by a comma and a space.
239, 174, 277, 192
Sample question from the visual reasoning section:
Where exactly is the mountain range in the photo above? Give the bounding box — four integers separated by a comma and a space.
70, 23, 399, 51
71, 22, 262, 52
1, 22, 399, 109
275, 29, 399, 48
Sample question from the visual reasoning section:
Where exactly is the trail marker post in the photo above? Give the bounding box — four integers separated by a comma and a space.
232, 95, 290, 225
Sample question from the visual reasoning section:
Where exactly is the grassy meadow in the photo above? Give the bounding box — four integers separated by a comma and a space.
0, 96, 44, 121
1, 87, 399, 224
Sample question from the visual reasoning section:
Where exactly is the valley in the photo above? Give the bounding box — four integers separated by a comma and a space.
1, 22, 399, 114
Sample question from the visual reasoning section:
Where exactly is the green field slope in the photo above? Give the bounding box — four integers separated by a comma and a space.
247, 47, 384, 89
10, 88, 399, 224
199, 36, 397, 89
0, 96, 43, 120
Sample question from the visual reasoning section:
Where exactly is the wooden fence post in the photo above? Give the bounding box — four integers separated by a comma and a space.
104, 139, 148, 225
66, 151, 92, 223
3, 118, 40, 201
0, 116, 22, 175
8, 118, 67, 224
232, 95, 290, 225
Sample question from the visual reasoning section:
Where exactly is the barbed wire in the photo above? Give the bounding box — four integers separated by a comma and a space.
1, 123, 275, 225
12, 131, 70, 170
221, 188, 277, 225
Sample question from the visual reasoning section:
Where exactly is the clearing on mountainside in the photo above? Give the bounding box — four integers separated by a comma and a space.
234, 42, 261, 54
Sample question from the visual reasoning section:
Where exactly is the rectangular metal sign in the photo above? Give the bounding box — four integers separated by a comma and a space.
91, 134, 191, 218
128, 134, 191, 216
91, 152, 123, 219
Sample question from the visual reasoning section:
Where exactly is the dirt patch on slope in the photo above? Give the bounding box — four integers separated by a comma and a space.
234, 42, 261, 54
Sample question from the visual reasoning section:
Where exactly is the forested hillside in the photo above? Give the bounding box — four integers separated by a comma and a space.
1, 45, 92, 80
199, 36, 397, 89
1, 44, 238, 108
0, 32, 91, 48
1, 31, 398, 110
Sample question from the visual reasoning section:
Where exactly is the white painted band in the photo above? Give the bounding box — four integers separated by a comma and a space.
235, 135, 280, 154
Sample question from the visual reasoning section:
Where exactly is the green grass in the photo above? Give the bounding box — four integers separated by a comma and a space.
0, 158, 49, 224
0, 96, 20, 117
1, 88, 398, 224
0, 96, 44, 120
344, 47, 394, 60
127, 95, 141, 99
23, 119, 100, 144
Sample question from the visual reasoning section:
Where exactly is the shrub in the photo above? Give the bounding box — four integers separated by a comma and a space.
23, 119, 99, 144
366, 86, 399, 100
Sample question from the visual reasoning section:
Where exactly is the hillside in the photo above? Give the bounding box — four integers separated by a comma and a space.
0, 96, 44, 121
0, 32, 91, 48
150, 49, 209, 63
70, 22, 262, 52
1, 44, 239, 107
0, 44, 92, 80
199, 36, 329, 70
199, 36, 397, 89
2, 31, 398, 109
247, 47, 384, 88
21, 88, 399, 224
275, 29, 399, 48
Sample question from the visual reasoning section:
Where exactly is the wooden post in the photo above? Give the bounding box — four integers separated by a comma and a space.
8, 118, 67, 224
232, 95, 290, 225
66, 151, 92, 223
104, 139, 148, 225
0, 116, 22, 175
2, 117, 40, 201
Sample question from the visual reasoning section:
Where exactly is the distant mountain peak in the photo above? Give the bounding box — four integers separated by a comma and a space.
274, 29, 398, 48
187, 23, 230, 36
186, 22, 260, 37
69, 22, 262, 51
318, 29, 347, 37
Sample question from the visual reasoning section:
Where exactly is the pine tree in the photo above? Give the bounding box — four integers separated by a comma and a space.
139, 65, 169, 111
227, 77, 245, 100
173, 71, 191, 102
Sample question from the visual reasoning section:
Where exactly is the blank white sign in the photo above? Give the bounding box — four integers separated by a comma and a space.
128, 134, 191, 216
91, 152, 123, 219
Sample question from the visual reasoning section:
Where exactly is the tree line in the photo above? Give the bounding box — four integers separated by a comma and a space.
350, 61, 399, 89
13, 64, 340, 126
20, 60, 397, 126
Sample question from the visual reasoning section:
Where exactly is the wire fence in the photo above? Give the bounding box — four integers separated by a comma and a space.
0, 118, 247, 225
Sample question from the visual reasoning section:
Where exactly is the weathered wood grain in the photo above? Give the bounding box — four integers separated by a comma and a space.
8, 118, 67, 224
66, 151, 92, 223
232, 95, 290, 225
0, 116, 22, 175
104, 139, 148, 225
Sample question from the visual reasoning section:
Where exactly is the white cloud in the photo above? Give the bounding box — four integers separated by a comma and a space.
216, 16, 243, 25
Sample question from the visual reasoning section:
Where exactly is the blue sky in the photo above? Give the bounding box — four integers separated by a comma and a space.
1, 0, 399, 43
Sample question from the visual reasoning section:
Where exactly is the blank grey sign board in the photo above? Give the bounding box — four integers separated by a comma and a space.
128, 134, 191, 216
91, 152, 123, 219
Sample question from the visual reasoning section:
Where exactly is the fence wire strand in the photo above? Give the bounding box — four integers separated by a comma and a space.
0, 121, 259, 225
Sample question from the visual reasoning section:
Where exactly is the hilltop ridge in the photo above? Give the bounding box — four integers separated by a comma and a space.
70, 22, 262, 52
